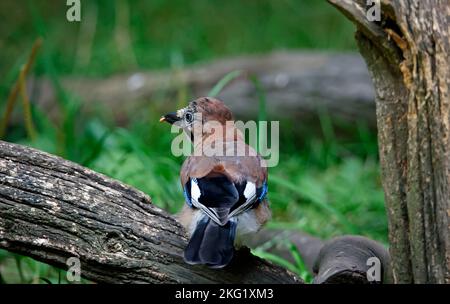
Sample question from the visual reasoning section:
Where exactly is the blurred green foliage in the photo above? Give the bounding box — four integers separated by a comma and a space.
0, 0, 356, 79
0, 0, 386, 284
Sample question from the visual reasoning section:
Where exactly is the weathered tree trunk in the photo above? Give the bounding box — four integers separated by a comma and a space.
329, 0, 450, 283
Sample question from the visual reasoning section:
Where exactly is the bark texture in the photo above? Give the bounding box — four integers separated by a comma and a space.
329, 0, 450, 283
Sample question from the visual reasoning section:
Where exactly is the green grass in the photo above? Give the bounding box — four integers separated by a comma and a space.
0, 1, 386, 283
0, 251, 89, 284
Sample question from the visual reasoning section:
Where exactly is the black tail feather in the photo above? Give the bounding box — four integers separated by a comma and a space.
184, 216, 237, 268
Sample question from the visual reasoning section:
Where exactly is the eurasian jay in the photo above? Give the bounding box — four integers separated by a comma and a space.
160, 97, 270, 268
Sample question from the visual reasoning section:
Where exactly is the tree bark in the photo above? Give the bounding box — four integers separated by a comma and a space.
328, 0, 450, 283
0, 140, 299, 284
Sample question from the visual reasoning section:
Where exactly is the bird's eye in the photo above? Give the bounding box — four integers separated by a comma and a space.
184, 112, 193, 123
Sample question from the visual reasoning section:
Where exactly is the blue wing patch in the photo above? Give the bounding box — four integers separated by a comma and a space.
257, 181, 268, 202
183, 179, 193, 207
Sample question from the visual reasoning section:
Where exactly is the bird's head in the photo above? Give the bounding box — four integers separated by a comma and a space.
160, 97, 234, 132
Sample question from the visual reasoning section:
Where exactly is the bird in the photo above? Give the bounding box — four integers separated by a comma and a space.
160, 97, 271, 268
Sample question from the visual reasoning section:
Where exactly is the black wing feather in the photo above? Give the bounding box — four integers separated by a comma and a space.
196, 176, 239, 208
184, 175, 266, 225
184, 216, 237, 268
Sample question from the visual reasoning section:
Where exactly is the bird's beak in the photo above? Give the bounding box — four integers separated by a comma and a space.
159, 112, 180, 124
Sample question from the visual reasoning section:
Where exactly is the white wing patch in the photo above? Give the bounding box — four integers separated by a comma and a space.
190, 178, 227, 226
189, 178, 259, 227
243, 182, 256, 200
191, 178, 201, 202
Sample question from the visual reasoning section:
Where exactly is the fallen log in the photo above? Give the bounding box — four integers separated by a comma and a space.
31, 51, 376, 126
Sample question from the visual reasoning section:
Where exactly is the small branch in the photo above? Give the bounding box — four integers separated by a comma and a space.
313, 236, 392, 283
250, 230, 392, 283
327, 0, 403, 66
